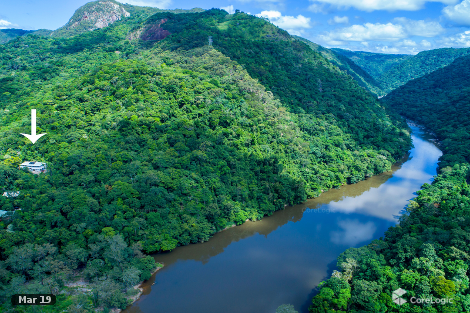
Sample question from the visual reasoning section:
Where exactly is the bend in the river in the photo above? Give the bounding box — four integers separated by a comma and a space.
125, 125, 442, 313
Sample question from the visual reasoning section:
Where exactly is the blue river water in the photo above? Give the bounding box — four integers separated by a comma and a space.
125, 125, 442, 313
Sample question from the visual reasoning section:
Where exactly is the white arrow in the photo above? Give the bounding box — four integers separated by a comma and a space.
21, 109, 46, 144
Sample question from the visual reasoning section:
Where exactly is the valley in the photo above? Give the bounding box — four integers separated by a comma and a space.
124, 125, 441, 313
0, 1, 469, 312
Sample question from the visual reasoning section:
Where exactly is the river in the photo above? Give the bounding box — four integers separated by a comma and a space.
125, 125, 442, 313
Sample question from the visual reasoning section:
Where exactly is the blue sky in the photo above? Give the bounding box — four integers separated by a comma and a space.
1, 0, 470, 54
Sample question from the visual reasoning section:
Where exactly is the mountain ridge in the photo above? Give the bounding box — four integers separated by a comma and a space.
295, 37, 382, 96
377, 47, 470, 94
0, 5, 411, 312
0, 29, 35, 44
331, 48, 412, 81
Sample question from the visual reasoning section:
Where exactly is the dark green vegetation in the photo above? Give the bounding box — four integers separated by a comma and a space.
378, 48, 470, 94
310, 53, 470, 312
331, 48, 412, 82
295, 37, 382, 96
0, 29, 34, 44
334, 47, 470, 96
0, 4, 411, 312
383, 54, 470, 167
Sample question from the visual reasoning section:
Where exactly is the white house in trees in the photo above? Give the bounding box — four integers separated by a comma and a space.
2, 191, 20, 198
20, 161, 47, 174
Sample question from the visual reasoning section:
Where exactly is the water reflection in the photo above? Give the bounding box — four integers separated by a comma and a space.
330, 219, 377, 246
326, 132, 442, 221
124, 126, 442, 313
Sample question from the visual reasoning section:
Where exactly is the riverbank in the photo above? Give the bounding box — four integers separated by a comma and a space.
407, 120, 441, 146
113, 264, 164, 313
63, 263, 164, 313
308, 129, 467, 311
123, 125, 441, 313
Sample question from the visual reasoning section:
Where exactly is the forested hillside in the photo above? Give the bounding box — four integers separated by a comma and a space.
295, 37, 382, 96
310, 54, 470, 312
383, 54, 470, 167
333, 47, 470, 96
378, 48, 470, 94
331, 48, 412, 82
0, 5, 411, 312
148, 10, 409, 148
0, 29, 34, 44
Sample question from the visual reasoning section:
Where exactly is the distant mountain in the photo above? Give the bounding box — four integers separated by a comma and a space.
295, 37, 382, 96
377, 47, 470, 94
334, 47, 470, 95
382, 54, 470, 167
0, 29, 34, 44
332, 48, 412, 81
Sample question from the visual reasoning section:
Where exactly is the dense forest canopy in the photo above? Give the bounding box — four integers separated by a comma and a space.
334, 47, 470, 96
0, 29, 34, 44
377, 48, 470, 95
310, 51, 470, 312
294, 37, 382, 97
331, 48, 412, 82
383, 54, 470, 167
0, 6, 411, 312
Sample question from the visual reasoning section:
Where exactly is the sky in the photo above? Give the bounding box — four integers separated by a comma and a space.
1, 0, 470, 54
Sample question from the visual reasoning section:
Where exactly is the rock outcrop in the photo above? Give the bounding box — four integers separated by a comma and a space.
51, 0, 130, 37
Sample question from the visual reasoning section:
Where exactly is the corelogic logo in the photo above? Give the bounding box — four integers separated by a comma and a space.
392, 288, 453, 306
392, 288, 407, 306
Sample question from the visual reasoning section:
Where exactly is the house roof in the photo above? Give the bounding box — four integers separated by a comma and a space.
3, 191, 20, 197
20, 161, 45, 167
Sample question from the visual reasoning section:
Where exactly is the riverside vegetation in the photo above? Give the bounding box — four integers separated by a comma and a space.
0, 3, 412, 312
309, 54, 470, 311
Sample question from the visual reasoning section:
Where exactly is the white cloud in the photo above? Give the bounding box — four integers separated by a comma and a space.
421, 39, 432, 47
0, 19, 15, 29
396, 39, 418, 46
257, 10, 282, 19
256, 10, 312, 35
393, 17, 444, 37
403, 39, 417, 46
307, 3, 330, 13
325, 40, 346, 45
439, 30, 470, 47
330, 219, 376, 246
328, 16, 349, 24
221, 5, 235, 14
116, 0, 172, 9
378, 45, 415, 54
321, 19, 444, 44
308, 0, 458, 12
322, 23, 407, 42
443, 0, 470, 26
378, 46, 398, 53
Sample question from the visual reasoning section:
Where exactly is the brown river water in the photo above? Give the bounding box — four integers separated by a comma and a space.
124, 125, 442, 313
